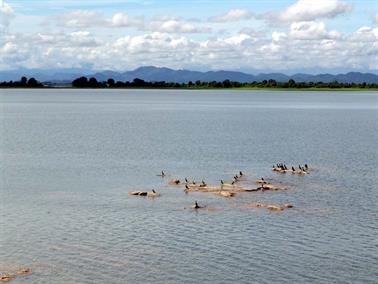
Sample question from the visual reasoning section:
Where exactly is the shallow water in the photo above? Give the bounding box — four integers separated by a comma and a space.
1, 89, 377, 283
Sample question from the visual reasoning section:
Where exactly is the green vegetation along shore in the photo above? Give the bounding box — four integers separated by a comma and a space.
1, 76, 378, 91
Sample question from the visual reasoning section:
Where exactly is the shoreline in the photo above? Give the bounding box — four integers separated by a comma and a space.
1, 87, 377, 91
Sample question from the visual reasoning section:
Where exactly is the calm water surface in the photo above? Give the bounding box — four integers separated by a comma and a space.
1, 89, 378, 283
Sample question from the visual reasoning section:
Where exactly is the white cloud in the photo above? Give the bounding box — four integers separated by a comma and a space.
223, 33, 252, 45
350, 26, 378, 42
209, 9, 253, 22
0, 30, 360, 70
55, 10, 107, 28
51, 11, 209, 34
273, 0, 352, 23
0, 21, 376, 72
149, 18, 211, 33
112, 32, 197, 55
289, 21, 341, 40
111, 12, 144, 27
0, 1, 15, 31
272, 31, 287, 42
1, 41, 17, 53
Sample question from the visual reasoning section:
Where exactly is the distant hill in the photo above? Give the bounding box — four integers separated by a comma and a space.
1, 66, 377, 84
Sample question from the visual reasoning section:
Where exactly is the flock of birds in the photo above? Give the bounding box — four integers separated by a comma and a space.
272, 163, 309, 174
129, 163, 310, 211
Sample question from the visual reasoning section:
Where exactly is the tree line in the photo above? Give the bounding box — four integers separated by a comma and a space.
72, 76, 378, 89
1, 76, 377, 89
0, 76, 43, 88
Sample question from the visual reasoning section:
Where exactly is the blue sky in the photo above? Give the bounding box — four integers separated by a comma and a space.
1, 0, 377, 73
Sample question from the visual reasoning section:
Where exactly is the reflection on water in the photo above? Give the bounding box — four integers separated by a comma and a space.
1, 89, 377, 283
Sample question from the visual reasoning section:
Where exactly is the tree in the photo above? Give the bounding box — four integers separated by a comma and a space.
288, 79, 296, 88
88, 77, 98, 88
27, 77, 39, 87
133, 78, 145, 87
72, 76, 88, 88
222, 79, 232, 88
20, 76, 27, 86
107, 78, 115, 87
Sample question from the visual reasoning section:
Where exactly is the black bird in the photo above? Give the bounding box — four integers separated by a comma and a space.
239, 171, 243, 176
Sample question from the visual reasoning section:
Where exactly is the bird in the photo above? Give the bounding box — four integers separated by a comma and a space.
157, 170, 166, 177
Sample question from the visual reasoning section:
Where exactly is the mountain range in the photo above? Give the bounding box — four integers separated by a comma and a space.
1, 66, 377, 84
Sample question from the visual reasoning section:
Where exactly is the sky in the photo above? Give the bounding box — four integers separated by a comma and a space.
0, 0, 377, 74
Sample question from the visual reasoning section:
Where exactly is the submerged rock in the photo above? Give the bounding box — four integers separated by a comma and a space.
16, 268, 31, 275
266, 204, 283, 211
247, 202, 294, 211
168, 179, 181, 185
216, 191, 235, 198
0, 273, 13, 283
128, 191, 160, 197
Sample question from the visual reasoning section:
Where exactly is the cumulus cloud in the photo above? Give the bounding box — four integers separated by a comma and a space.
289, 21, 341, 40
272, 31, 287, 42
2, 26, 376, 72
111, 12, 144, 27
0, 1, 15, 31
209, 9, 254, 22
268, 0, 352, 24
55, 10, 107, 28
148, 18, 211, 33
51, 11, 209, 34
0, 2, 376, 73
349, 26, 378, 42
54, 10, 145, 29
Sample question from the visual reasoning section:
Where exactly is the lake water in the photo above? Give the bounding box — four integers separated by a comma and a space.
1, 89, 377, 283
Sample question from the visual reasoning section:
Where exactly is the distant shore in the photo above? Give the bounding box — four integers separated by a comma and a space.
1, 87, 378, 91
1, 76, 377, 91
